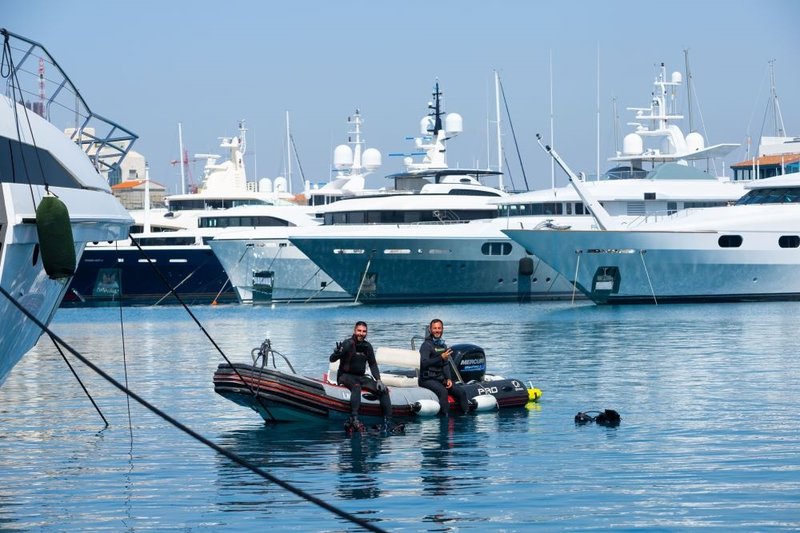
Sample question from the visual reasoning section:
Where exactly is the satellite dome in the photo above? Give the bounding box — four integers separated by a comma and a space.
333, 144, 354, 169
671, 71, 683, 84
445, 112, 463, 134
362, 148, 382, 171
259, 177, 273, 193
420, 116, 434, 135
623, 133, 643, 155
686, 131, 705, 152
274, 176, 288, 193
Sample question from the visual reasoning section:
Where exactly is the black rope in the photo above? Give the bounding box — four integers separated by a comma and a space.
0, 284, 386, 533
498, 76, 530, 191
115, 240, 135, 445
502, 152, 517, 191
48, 335, 108, 427
129, 238, 277, 422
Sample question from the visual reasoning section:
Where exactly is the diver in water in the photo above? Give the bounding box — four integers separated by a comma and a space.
330, 321, 392, 432
418, 318, 471, 416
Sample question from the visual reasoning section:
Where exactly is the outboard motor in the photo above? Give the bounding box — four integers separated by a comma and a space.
449, 344, 487, 382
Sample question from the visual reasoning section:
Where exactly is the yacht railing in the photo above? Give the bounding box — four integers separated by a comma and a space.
1, 28, 137, 175
622, 207, 702, 228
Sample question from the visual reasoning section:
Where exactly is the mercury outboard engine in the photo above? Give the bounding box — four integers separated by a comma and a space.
449, 344, 487, 382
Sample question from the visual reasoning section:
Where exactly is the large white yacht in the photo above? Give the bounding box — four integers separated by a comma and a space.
209, 82, 507, 303
288, 64, 746, 303
0, 29, 134, 383
504, 169, 800, 304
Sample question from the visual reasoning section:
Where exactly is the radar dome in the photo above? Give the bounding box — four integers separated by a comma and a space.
274, 176, 288, 193
420, 116, 434, 135
259, 177, 273, 193
362, 148, 382, 170
333, 144, 354, 169
671, 71, 683, 84
622, 133, 643, 155
686, 131, 705, 152
445, 113, 463, 135
403, 156, 413, 167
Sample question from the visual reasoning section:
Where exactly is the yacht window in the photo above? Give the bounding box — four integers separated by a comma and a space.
685, 201, 728, 209
575, 203, 586, 215
736, 187, 800, 205
779, 235, 800, 248
134, 236, 196, 246
333, 248, 365, 254
198, 216, 292, 228
718, 235, 743, 248
481, 242, 512, 256
667, 202, 678, 215
566, 202, 572, 215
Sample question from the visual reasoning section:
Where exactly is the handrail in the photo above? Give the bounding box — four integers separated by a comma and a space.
1, 28, 137, 175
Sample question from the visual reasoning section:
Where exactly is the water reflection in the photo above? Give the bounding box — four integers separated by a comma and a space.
335, 433, 385, 499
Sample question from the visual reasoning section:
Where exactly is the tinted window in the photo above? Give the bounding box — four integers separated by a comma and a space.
718, 235, 743, 248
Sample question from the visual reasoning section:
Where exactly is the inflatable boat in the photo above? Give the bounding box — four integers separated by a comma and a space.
213, 339, 541, 424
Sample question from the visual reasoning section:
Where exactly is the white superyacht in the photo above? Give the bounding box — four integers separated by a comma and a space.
289, 64, 746, 303
0, 29, 134, 383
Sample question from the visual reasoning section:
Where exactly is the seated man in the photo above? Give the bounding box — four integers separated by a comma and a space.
330, 321, 392, 431
418, 318, 471, 416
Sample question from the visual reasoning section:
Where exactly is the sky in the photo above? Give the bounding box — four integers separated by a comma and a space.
4, 0, 800, 194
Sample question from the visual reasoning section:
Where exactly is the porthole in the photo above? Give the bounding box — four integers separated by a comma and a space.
718, 235, 743, 248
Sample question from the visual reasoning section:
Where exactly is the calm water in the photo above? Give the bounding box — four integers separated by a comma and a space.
1, 301, 799, 531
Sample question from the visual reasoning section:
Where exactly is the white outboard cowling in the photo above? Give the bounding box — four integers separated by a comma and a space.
472, 394, 498, 412
412, 399, 440, 417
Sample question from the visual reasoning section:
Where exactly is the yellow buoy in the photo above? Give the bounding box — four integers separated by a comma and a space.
36, 195, 76, 279
527, 387, 543, 402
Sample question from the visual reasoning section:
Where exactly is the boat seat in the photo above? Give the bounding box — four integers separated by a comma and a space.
375, 347, 420, 370
326, 347, 421, 387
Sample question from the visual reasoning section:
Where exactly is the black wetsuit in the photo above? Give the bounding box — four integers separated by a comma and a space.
330, 336, 391, 418
418, 335, 469, 415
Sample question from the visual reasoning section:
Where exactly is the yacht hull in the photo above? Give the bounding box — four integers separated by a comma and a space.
289, 233, 575, 303
63, 246, 237, 307
208, 237, 349, 303
504, 227, 800, 304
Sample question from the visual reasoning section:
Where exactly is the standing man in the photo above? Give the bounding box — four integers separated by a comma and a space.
418, 318, 471, 416
330, 321, 392, 431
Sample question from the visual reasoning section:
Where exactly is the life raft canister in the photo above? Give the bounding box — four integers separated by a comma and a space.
35, 195, 76, 279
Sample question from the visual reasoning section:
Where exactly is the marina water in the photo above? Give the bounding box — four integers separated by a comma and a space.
1, 301, 799, 531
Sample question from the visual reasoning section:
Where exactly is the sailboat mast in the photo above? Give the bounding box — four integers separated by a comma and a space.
547, 50, 554, 188
178, 122, 185, 194
596, 46, 600, 182
769, 59, 786, 137
684, 49, 694, 133
494, 70, 503, 189
286, 111, 293, 193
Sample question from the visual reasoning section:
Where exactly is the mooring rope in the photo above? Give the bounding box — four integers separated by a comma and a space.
48, 335, 108, 426
129, 238, 277, 422
639, 250, 658, 305
353, 252, 374, 304
0, 284, 386, 533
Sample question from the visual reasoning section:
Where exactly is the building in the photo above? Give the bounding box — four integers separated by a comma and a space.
112, 179, 166, 210
730, 136, 800, 181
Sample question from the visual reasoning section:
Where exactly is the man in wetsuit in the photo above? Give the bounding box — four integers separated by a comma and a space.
418, 318, 471, 416
330, 321, 392, 431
